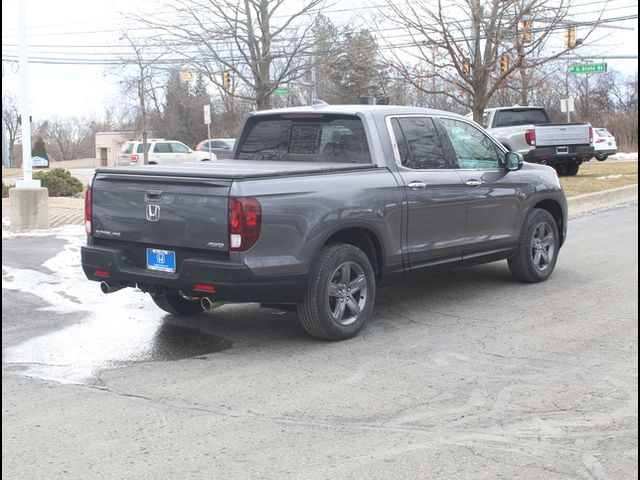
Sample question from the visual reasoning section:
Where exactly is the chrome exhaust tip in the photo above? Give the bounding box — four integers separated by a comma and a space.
201, 297, 213, 311
100, 281, 123, 294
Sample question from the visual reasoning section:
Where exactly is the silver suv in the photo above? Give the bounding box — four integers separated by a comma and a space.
117, 139, 217, 166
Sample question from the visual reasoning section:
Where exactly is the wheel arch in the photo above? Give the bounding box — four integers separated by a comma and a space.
531, 199, 565, 246
318, 225, 385, 283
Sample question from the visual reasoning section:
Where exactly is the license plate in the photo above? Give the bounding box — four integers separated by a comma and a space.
146, 248, 176, 273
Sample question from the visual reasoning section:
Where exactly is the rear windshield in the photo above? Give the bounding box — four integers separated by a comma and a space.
237, 114, 371, 164
494, 109, 550, 127
596, 129, 611, 137
120, 142, 133, 154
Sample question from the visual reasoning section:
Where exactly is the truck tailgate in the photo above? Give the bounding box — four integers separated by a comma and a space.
91, 173, 231, 252
535, 124, 590, 147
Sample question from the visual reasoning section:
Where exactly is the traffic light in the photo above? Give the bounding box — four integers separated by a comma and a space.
222, 71, 231, 90
462, 58, 471, 77
565, 26, 576, 48
500, 54, 509, 74
521, 20, 533, 43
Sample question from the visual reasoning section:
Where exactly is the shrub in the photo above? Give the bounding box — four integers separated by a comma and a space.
2, 182, 9, 198
33, 168, 83, 197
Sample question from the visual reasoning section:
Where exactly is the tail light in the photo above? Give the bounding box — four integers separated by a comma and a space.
229, 197, 262, 252
596, 138, 605, 143
525, 129, 536, 146
131, 154, 139, 164
84, 186, 92, 236
589, 127, 593, 144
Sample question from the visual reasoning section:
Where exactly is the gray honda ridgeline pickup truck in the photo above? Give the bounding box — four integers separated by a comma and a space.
82, 105, 567, 340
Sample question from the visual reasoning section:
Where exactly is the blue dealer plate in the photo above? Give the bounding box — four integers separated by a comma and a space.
146, 248, 176, 273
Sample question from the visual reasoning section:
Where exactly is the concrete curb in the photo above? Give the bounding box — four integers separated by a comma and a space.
568, 184, 638, 216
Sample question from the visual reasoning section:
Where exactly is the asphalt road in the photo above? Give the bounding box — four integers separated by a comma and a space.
2, 202, 638, 480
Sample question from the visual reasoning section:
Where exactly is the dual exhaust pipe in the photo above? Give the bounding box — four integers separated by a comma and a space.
100, 281, 217, 312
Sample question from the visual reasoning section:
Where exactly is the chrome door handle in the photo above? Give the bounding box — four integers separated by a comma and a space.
407, 181, 426, 189
465, 180, 482, 186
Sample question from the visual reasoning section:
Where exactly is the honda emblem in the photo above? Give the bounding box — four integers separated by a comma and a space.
146, 204, 160, 222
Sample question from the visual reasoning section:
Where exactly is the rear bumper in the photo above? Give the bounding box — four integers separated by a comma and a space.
594, 149, 617, 156
81, 245, 307, 303
525, 145, 594, 164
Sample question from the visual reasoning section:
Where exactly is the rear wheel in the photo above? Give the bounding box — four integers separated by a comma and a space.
508, 209, 560, 283
564, 163, 580, 175
595, 154, 608, 161
298, 244, 375, 340
151, 293, 205, 315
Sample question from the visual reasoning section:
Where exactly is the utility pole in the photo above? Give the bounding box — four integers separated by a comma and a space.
16, 0, 39, 188
565, 60, 571, 122
11, 0, 48, 232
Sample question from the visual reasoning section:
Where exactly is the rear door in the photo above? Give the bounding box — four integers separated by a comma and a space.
388, 116, 467, 271
91, 173, 232, 252
150, 142, 173, 164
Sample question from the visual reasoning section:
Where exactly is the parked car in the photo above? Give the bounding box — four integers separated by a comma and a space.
472, 106, 594, 176
31, 156, 49, 168
83, 105, 567, 341
117, 139, 217, 166
195, 138, 236, 159
592, 128, 617, 161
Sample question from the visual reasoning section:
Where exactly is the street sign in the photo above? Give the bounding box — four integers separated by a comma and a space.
560, 98, 575, 113
203, 105, 211, 125
273, 87, 292, 95
569, 63, 607, 74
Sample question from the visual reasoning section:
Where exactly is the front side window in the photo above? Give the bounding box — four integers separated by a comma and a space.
237, 115, 371, 164
440, 118, 501, 169
171, 142, 190, 153
391, 117, 447, 170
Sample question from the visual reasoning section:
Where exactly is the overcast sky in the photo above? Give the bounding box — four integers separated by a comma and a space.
2, 0, 638, 121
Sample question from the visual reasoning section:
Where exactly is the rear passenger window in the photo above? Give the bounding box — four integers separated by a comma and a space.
391, 117, 447, 169
154, 143, 171, 153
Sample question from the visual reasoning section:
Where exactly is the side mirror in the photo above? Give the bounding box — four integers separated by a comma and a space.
503, 151, 523, 171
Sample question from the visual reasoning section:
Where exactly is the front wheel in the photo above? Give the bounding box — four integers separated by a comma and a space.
298, 244, 376, 340
508, 209, 560, 283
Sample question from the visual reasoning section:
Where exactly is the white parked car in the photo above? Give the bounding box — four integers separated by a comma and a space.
592, 128, 617, 161
117, 139, 217, 166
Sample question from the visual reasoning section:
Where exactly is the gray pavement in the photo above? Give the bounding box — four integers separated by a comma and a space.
2, 195, 638, 479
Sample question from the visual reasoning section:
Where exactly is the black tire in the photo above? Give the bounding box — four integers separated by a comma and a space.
564, 163, 580, 176
298, 244, 376, 340
596, 154, 608, 161
151, 293, 205, 315
508, 209, 560, 283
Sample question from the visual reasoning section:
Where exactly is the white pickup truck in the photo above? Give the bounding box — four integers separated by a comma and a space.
474, 107, 594, 176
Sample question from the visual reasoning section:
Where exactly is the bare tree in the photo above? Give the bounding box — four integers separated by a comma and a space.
116, 33, 166, 164
2, 93, 20, 165
138, 0, 327, 110
382, 0, 592, 121
43, 117, 90, 161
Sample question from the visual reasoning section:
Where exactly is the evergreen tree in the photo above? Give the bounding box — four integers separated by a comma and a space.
32, 135, 48, 159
